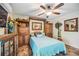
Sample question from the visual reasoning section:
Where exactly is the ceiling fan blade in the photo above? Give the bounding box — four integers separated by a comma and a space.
54, 3, 64, 9
38, 12, 45, 16
40, 5, 46, 10
53, 12, 61, 15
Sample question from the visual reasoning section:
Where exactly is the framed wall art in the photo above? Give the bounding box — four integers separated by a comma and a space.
30, 19, 44, 34
64, 18, 78, 32
32, 22, 42, 30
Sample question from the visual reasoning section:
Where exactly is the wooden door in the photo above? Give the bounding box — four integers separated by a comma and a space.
45, 22, 53, 37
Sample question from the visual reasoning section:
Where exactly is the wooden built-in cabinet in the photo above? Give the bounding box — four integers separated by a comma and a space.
45, 21, 53, 38
16, 19, 30, 47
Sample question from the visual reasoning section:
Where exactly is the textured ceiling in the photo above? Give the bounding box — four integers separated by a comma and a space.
10, 3, 79, 19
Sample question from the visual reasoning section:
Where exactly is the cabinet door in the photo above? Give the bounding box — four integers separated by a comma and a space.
18, 23, 29, 47
9, 39, 14, 55
45, 23, 53, 37
4, 41, 9, 56
0, 42, 1, 56
0, 41, 3, 56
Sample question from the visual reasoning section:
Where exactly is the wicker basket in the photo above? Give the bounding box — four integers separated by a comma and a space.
17, 45, 32, 56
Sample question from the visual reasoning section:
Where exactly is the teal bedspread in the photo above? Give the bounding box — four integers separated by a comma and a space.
30, 36, 66, 56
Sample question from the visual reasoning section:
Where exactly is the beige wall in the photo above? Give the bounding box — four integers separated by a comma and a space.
53, 11, 79, 48
30, 19, 44, 34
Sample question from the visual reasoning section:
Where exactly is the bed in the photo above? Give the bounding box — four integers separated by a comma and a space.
30, 33, 66, 56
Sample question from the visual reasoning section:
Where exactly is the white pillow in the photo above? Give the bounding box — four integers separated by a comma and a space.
37, 33, 45, 37
30, 33, 34, 37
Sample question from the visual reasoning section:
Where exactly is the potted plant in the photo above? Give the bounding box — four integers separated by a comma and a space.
55, 22, 62, 41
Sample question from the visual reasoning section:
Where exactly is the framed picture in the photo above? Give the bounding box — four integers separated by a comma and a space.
32, 22, 42, 30
64, 18, 78, 32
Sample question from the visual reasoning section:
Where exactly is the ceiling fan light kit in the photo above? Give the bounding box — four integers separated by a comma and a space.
46, 11, 52, 15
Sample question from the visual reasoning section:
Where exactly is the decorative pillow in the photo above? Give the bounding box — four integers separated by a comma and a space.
30, 33, 34, 37
37, 33, 45, 37
42, 33, 45, 35
34, 33, 37, 37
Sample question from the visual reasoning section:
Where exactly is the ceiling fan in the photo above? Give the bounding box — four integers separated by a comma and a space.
38, 3, 64, 16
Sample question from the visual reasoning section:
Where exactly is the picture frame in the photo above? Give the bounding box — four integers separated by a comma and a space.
64, 18, 78, 32
32, 22, 42, 30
